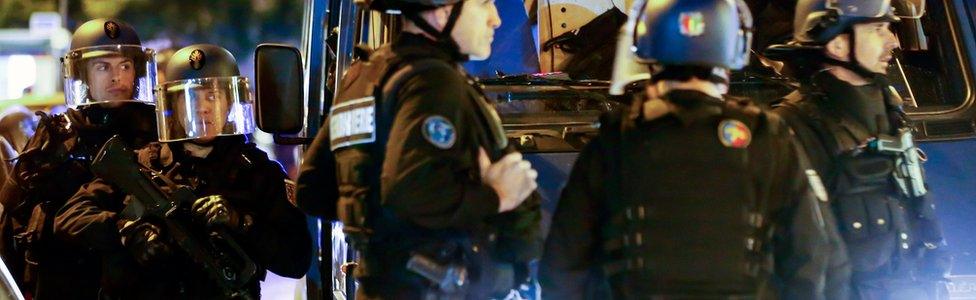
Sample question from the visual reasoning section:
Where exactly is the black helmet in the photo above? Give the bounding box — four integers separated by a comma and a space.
371, 0, 469, 60
793, 0, 903, 45
766, 0, 923, 56
69, 18, 142, 50
370, 0, 460, 12
164, 44, 241, 81
633, 0, 753, 70
61, 19, 156, 107
764, 0, 923, 78
157, 44, 254, 142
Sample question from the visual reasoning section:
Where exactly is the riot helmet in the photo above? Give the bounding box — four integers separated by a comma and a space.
61, 19, 157, 107
370, 0, 461, 11
156, 44, 255, 142
764, 0, 923, 77
632, 0, 753, 83
609, 0, 651, 95
792, 0, 922, 45
370, 0, 469, 59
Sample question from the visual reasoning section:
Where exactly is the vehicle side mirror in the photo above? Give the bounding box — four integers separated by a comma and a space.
255, 44, 306, 136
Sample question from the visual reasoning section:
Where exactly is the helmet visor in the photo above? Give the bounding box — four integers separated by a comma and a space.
826, 0, 924, 19
892, 0, 925, 19
155, 77, 255, 142
612, 0, 650, 95
62, 45, 157, 107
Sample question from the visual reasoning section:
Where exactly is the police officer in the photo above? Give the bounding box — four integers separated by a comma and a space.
0, 18, 158, 299
54, 44, 312, 299
540, 1, 850, 299
296, 0, 542, 297
765, 0, 950, 298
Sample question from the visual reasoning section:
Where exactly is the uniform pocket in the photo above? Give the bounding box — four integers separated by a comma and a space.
835, 195, 870, 241
835, 193, 900, 272
864, 194, 894, 236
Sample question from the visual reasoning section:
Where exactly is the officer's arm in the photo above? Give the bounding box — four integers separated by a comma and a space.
913, 193, 952, 280
381, 69, 501, 230
1, 119, 78, 208
54, 179, 126, 252
295, 124, 340, 219
539, 137, 604, 300
775, 134, 850, 300
490, 192, 543, 264
242, 156, 313, 279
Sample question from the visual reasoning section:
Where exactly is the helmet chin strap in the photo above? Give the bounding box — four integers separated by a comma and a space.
823, 29, 891, 86
403, 3, 468, 60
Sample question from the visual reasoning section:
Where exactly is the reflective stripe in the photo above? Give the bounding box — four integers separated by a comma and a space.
329, 96, 377, 150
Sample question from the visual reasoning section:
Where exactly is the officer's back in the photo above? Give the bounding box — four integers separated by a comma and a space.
540, 1, 847, 299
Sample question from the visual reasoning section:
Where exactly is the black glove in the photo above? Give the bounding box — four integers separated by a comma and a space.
119, 221, 170, 266
14, 113, 76, 189
192, 195, 252, 233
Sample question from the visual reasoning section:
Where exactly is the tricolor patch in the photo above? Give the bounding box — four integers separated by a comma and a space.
719, 119, 751, 148
679, 12, 705, 37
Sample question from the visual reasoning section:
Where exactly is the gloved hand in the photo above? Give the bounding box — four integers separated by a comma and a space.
119, 220, 170, 266
192, 195, 251, 233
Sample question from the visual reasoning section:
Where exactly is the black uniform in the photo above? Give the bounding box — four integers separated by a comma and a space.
774, 72, 950, 299
317, 32, 541, 299
540, 91, 849, 299
53, 136, 311, 299
0, 103, 156, 299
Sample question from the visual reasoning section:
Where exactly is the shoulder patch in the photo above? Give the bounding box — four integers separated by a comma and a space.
422, 115, 456, 149
719, 119, 752, 148
329, 96, 376, 151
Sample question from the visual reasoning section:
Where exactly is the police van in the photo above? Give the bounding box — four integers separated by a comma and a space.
253, 0, 976, 298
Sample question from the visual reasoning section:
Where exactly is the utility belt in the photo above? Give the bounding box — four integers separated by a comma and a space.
359, 234, 517, 299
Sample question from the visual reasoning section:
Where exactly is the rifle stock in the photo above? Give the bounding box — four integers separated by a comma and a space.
91, 136, 258, 299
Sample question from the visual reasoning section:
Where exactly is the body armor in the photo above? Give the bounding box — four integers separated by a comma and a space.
597, 96, 781, 298
776, 85, 939, 281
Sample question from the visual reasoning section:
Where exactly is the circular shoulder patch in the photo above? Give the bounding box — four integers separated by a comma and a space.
422, 116, 457, 149
718, 119, 752, 148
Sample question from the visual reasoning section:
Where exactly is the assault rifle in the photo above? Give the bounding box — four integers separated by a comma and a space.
91, 136, 257, 299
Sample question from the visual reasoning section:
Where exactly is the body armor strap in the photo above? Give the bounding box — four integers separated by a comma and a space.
598, 98, 771, 292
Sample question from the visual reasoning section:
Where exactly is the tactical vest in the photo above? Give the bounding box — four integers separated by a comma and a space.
328, 43, 469, 278
1, 103, 156, 292
329, 43, 523, 298
597, 99, 779, 298
1, 109, 102, 292
331, 46, 436, 227
776, 91, 928, 278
